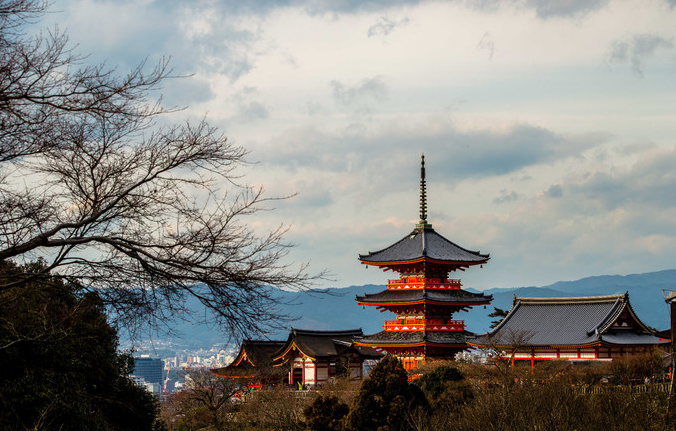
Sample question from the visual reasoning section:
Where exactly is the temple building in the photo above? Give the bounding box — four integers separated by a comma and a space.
270, 328, 381, 387
355, 155, 492, 371
212, 340, 286, 388
470, 294, 669, 368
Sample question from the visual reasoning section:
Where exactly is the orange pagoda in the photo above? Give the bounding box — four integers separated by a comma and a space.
355, 155, 492, 370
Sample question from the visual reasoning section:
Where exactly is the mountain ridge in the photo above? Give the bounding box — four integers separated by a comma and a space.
134, 269, 676, 349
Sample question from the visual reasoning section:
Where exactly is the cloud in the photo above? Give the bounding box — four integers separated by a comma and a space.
493, 190, 519, 204
523, 0, 610, 18
253, 0, 424, 15
228, 0, 615, 19
367, 16, 410, 37
428, 127, 607, 180
258, 120, 610, 188
544, 184, 563, 198
477, 32, 495, 60
159, 75, 215, 107
330, 76, 389, 106
570, 146, 676, 210
58, 1, 263, 83
607, 34, 674, 77
235, 102, 270, 123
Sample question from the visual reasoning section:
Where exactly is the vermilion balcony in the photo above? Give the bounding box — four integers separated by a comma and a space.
387, 277, 461, 290
383, 319, 465, 331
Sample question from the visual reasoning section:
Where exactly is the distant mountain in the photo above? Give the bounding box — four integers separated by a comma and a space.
137, 270, 676, 349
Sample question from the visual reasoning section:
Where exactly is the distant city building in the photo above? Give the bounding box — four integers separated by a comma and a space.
132, 357, 163, 392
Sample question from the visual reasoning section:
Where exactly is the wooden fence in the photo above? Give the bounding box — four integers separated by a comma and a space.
579, 382, 670, 394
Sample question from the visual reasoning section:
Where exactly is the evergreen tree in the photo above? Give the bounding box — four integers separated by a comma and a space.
488, 307, 509, 328
0, 260, 164, 431
304, 395, 349, 431
343, 355, 426, 431
415, 364, 473, 413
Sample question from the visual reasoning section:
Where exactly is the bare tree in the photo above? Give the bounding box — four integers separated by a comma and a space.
0, 0, 320, 337
484, 329, 535, 375
170, 369, 242, 430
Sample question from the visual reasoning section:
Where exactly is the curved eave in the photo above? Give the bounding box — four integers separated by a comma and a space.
468, 340, 603, 349
355, 340, 426, 348
598, 295, 655, 335
357, 299, 492, 307
356, 340, 466, 348
359, 256, 489, 267
469, 339, 668, 349
271, 341, 315, 363
228, 349, 249, 368
597, 339, 669, 347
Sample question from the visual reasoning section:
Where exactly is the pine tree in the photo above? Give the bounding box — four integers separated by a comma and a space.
343, 356, 426, 431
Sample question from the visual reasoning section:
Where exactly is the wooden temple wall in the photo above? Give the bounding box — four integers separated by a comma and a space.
316, 364, 329, 382
510, 346, 652, 362
289, 357, 365, 387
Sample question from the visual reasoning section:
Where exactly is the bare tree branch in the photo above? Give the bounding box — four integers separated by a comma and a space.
0, 0, 323, 339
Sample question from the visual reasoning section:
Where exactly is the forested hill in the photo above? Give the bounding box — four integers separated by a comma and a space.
147, 269, 676, 349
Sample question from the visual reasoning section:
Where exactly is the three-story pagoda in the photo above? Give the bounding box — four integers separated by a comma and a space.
355, 155, 492, 370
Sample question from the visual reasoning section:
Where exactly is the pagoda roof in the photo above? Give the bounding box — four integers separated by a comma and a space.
212, 339, 285, 378
356, 289, 492, 305
271, 328, 381, 362
356, 329, 470, 346
471, 294, 667, 348
359, 225, 489, 266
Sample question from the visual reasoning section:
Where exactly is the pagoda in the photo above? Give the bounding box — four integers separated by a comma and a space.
355, 155, 493, 371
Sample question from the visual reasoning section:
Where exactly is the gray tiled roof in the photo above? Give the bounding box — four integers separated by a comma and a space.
356, 289, 492, 304
236, 340, 285, 367
212, 340, 286, 377
272, 328, 381, 359
292, 328, 362, 357
473, 294, 666, 347
357, 330, 469, 345
359, 226, 489, 264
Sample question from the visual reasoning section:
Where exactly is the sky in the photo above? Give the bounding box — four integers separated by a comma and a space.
43, 0, 676, 291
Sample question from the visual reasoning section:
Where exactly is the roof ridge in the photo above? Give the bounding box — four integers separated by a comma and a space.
516, 294, 626, 304
358, 228, 420, 259
290, 328, 363, 335
243, 339, 285, 344
588, 296, 625, 335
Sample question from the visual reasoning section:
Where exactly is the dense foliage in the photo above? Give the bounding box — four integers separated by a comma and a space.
343, 355, 427, 431
0, 260, 164, 430
304, 395, 349, 431
158, 353, 670, 431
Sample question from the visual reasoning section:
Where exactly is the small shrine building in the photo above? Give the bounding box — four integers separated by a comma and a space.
212, 340, 286, 388
355, 155, 492, 370
470, 294, 669, 368
270, 328, 381, 387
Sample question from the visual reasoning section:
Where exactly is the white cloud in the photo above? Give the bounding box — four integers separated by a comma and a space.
32, 0, 676, 291
367, 16, 410, 37
330, 76, 389, 106
607, 33, 675, 76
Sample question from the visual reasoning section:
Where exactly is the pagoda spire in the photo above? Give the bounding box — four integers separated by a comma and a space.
417, 154, 431, 229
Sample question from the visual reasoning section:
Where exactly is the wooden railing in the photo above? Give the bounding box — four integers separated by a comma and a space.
387, 277, 462, 290
383, 319, 465, 331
